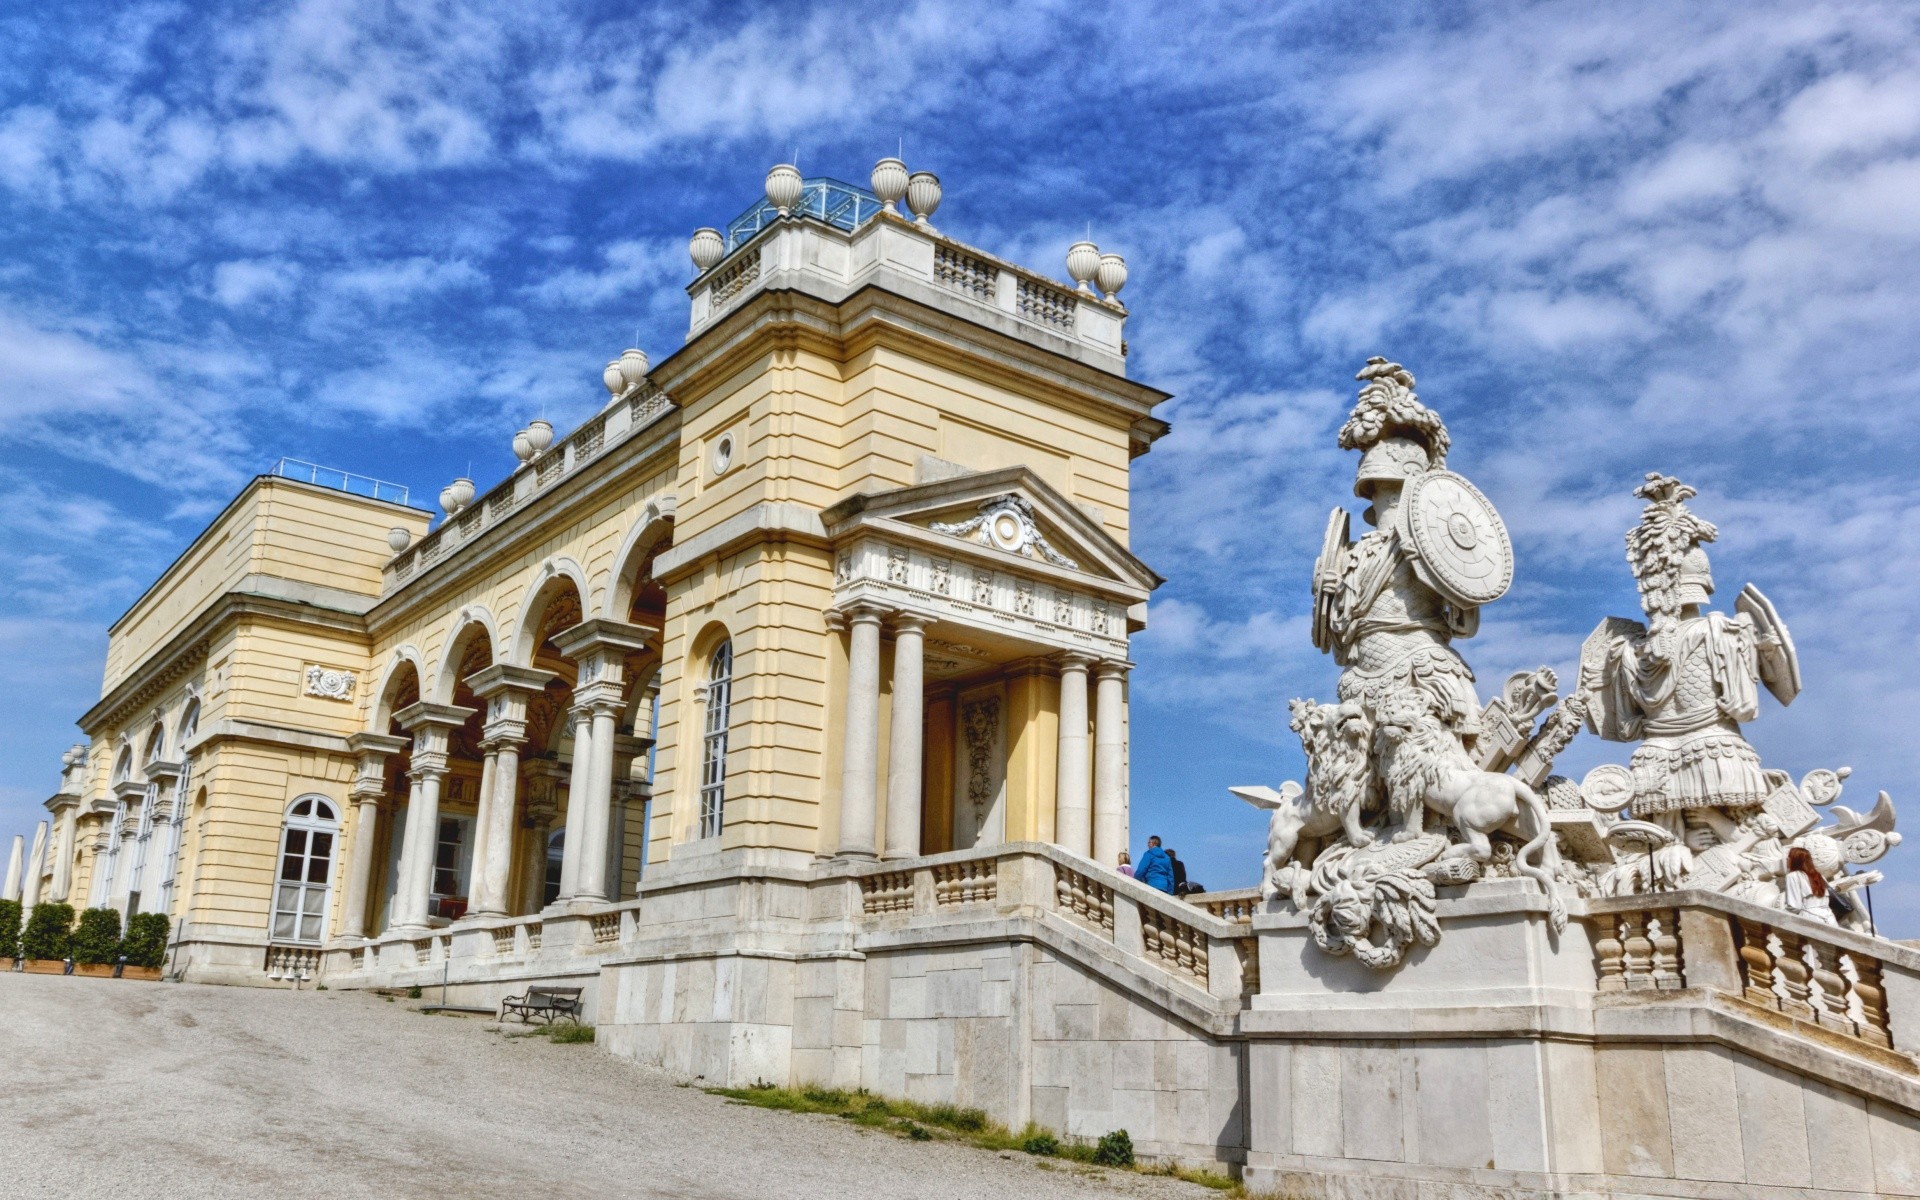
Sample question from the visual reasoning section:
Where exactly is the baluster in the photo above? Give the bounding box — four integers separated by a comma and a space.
1772, 929, 1814, 1018
1621, 911, 1654, 990
1650, 910, 1683, 989
1805, 940, 1852, 1035
1734, 917, 1777, 1007
1594, 914, 1627, 992
1843, 953, 1893, 1048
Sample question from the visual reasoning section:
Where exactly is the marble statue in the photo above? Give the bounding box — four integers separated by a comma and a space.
1237, 359, 1572, 969
1576, 474, 1900, 930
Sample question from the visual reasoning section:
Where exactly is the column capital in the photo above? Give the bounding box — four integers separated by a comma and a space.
409, 756, 450, 783
394, 701, 476, 735
346, 731, 410, 757
465, 663, 560, 700
479, 733, 526, 756
889, 611, 930, 635
44, 791, 83, 816
1094, 659, 1134, 681
1056, 650, 1096, 671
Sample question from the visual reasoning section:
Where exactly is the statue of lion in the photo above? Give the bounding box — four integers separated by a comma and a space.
1232, 699, 1375, 907
1373, 689, 1567, 934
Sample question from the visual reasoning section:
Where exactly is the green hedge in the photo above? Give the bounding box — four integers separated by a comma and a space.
0, 898, 19, 960
21, 902, 74, 961
123, 912, 170, 969
72, 907, 123, 965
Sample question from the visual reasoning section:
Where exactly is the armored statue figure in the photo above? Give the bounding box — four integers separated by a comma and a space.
1240, 359, 1568, 970
1313, 358, 1501, 743
1583, 474, 1787, 845
1579, 475, 1900, 925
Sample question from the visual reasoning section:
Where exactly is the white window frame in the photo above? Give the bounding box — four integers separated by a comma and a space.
698, 640, 733, 840
271, 796, 340, 945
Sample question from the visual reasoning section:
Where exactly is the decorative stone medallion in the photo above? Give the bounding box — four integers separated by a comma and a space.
303, 666, 357, 701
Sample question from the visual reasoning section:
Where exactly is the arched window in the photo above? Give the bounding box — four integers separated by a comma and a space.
160, 701, 200, 920
699, 639, 733, 839
272, 796, 339, 943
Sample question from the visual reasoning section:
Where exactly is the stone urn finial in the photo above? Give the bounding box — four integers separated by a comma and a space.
526, 419, 553, 453
512, 429, 535, 464
387, 526, 413, 553
1096, 252, 1128, 303
618, 348, 649, 393
1066, 240, 1100, 293
766, 164, 803, 216
871, 157, 908, 215
689, 227, 725, 272
906, 171, 942, 227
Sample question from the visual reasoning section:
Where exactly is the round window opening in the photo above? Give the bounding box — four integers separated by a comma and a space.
711, 432, 736, 476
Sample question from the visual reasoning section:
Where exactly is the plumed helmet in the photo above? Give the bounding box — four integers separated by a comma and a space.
1674, 543, 1714, 607
1354, 436, 1430, 498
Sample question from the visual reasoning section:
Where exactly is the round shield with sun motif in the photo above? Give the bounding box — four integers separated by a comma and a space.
1401, 469, 1513, 608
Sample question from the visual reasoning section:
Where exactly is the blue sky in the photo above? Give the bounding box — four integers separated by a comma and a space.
3, 1, 1918, 925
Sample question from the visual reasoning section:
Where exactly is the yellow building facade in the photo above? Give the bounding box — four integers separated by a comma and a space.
23, 172, 1167, 986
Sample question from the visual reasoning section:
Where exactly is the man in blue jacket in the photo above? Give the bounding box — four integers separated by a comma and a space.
1135, 836, 1175, 894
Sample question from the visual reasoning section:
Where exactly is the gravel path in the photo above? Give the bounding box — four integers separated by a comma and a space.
0, 971, 1211, 1199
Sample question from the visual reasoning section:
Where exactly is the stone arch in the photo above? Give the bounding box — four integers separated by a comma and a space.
432, 605, 501, 704
511, 557, 591, 668
602, 496, 676, 621
173, 686, 202, 754
141, 719, 168, 765
369, 646, 427, 733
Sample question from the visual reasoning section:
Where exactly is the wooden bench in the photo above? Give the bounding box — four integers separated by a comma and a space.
499, 985, 584, 1025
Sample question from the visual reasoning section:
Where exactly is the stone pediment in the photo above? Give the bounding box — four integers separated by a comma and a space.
820, 466, 1162, 597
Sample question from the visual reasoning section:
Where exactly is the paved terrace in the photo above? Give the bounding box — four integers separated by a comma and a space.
0, 972, 1210, 1199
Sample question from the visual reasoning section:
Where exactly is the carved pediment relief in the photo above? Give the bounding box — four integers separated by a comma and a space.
821, 465, 1162, 595
929, 495, 1077, 569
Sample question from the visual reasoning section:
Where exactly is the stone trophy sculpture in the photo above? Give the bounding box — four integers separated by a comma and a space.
1235, 359, 1571, 969
1576, 474, 1900, 929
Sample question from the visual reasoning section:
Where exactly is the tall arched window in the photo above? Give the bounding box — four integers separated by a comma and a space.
272, 796, 339, 943
699, 639, 733, 839
129, 722, 166, 914
160, 701, 199, 921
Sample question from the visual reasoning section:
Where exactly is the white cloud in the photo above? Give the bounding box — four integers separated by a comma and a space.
212, 258, 301, 307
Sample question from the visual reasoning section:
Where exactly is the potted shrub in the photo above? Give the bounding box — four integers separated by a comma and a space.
21, 902, 74, 972
121, 912, 169, 981
72, 907, 122, 977
0, 898, 19, 968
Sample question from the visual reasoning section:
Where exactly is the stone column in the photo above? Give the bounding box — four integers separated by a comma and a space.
48, 802, 79, 904
550, 619, 653, 905
19, 821, 47, 910
341, 732, 406, 939
472, 737, 525, 917
556, 703, 594, 901
574, 700, 621, 902
388, 702, 471, 933
1054, 653, 1093, 858
2, 835, 20, 902
340, 795, 383, 939
521, 762, 565, 912
837, 605, 885, 859
1092, 662, 1130, 868
884, 615, 927, 860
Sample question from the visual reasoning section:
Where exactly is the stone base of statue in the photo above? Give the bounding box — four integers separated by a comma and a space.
1241, 877, 1920, 1198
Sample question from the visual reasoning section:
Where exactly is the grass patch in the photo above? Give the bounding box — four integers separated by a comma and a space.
704, 1083, 1245, 1189
546, 1022, 596, 1044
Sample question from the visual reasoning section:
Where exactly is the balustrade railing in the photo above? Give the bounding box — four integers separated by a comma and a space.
1195, 890, 1259, 924
934, 244, 997, 301
1591, 907, 1685, 992
590, 912, 622, 946
382, 380, 677, 592
861, 871, 915, 915
491, 927, 516, 956
1142, 907, 1209, 987
710, 249, 762, 309
1054, 862, 1115, 937
265, 945, 320, 981
1732, 913, 1893, 1048
1016, 277, 1076, 330
933, 859, 996, 906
